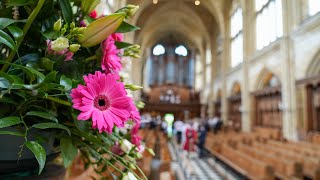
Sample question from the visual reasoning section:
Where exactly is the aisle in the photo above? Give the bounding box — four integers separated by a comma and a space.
168, 141, 239, 180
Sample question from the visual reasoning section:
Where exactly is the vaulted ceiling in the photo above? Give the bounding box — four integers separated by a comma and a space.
127, 0, 231, 50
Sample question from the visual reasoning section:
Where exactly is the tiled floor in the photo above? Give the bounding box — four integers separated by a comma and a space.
168, 141, 240, 180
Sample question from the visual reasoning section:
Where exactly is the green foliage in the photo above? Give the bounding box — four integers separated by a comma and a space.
0, 1, 146, 179
25, 111, 58, 122
26, 141, 46, 174
0, 116, 21, 128
0, 29, 16, 50
116, 21, 140, 33
60, 137, 78, 167
32, 123, 71, 135
58, 0, 73, 23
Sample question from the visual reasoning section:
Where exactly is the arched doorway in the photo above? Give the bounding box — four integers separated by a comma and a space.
252, 71, 282, 128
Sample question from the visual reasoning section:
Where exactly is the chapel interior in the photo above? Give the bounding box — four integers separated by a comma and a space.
99, 0, 320, 179
2, 0, 320, 179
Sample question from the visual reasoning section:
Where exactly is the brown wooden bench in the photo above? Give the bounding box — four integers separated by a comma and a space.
252, 142, 320, 179
219, 144, 275, 180
253, 127, 281, 140
236, 143, 303, 179
268, 140, 320, 157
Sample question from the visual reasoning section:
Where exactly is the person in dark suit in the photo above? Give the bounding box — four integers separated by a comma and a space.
198, 124, 207, 158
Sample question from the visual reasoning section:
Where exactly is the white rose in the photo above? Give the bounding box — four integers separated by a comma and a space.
120, 139, 134, 153
51, 37, 69, 52
122, 172, 138, 180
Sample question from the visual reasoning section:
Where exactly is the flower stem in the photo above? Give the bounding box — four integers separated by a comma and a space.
84, 55, 97, 62
44, 96, 72, 106
1, 0, 46, 72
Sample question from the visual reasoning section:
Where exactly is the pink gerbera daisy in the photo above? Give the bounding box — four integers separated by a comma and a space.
129, 100, 141, 123
131, 123, 142, 147
101, 40, 122, 72
71, 71, 132, 133
108, 33, 124, 42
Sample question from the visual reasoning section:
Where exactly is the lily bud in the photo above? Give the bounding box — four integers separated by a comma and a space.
132, 54, 140, 59
122, 172, 138, 180
78, 13, 125, 47
51, 37, 69, 52
119, 139, 134, 154
61, 28, 66, 35
126, 5, 139, 17
118, 5, 139, 19
136, 152, 142, 159
146, 148, 155, 156
69, 44, 81, 52
125, 84, 143, 91
70, 22, 75, 29
53, 19, 62, 31
81, 0, 101, 16
129, 163, 136, 170
136, 101, 145, 109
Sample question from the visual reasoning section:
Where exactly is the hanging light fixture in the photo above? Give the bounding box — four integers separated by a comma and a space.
195, 0, 200, 6
153, 0, 158, 4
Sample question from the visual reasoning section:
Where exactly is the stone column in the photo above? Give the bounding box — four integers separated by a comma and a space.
241, 1, 255, 132
280, 0, 298, 140
221, 13, 231, 123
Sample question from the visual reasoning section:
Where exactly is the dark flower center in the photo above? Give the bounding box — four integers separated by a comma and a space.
94, 95, 110, 111
98, 99, 105, 106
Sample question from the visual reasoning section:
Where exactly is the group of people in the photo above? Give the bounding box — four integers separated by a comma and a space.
141, 113, 223, 158
173, 116, 223, 158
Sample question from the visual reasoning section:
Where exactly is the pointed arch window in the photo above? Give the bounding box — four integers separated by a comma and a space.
153, 44, 165, 56
175, 45, 188, 56
255, 0, 283, 50
231, 8, 243, 68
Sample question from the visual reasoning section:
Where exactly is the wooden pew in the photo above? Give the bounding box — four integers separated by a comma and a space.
267, 140, 320, 157
218, 144, 275, 180
252, 142, 320, 179
236, 143, 302, 179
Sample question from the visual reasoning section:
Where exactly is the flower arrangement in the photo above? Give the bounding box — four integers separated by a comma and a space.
0, 0, 150, 179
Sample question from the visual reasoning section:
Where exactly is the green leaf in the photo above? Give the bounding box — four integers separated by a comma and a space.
0, 72, 14, 84
0, 77, 10, 88
0, 96, 17, 105
0, 130, 24, 136
0, 18, 26, 29
26, 111, 58, 123
7, 26, 23, 40
115, 41, 133, 49
40, 58, 55, 71
58, 0, 73, 23
6, 0, 37, 6
72, 112, 89, 132
0, 29, 16, 50
61, 137, 78, 167
26, 141, 46, 175
32, 123, 71, 135
0, 60, 45, 84
0, 116, 21, 128
60, 75, 72, 91
116, 21, 140, 33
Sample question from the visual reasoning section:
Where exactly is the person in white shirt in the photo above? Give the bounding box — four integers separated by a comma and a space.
174, 119, 184, 144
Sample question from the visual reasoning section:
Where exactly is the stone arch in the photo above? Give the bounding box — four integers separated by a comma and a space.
255, 68, 281, 90
231, 81, 241, 96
